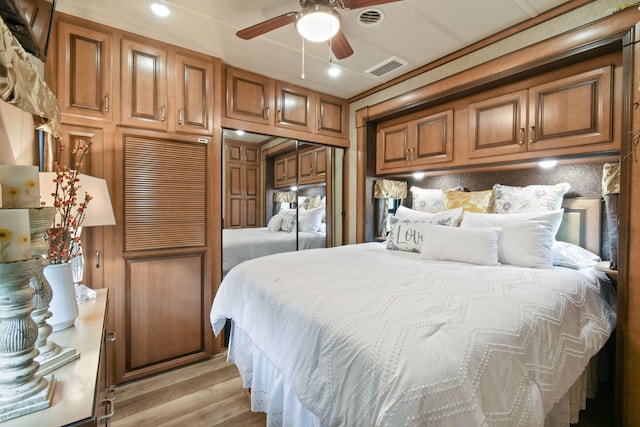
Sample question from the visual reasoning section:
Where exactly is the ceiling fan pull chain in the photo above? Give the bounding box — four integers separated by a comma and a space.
301, 38, 306, 80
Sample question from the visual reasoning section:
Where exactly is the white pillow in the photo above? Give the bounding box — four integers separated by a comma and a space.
386, 208, 463, 253
298, 207, 324, 232
420, 225, 500, 265
492, 183, 570, 214
461, 210, 564, 268
410, 186, 446, 213
552, 241, 601, 269
267, 214, 283, 232
395, 205, 463, 225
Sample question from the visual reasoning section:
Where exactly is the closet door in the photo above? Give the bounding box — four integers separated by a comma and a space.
117, 131, 212, 383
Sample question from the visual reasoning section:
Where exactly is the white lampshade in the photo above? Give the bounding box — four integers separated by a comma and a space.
39, 172, 116, 227
296, 6, 340, 42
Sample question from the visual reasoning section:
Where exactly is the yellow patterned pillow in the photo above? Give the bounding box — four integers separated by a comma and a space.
443, 189, 494, 213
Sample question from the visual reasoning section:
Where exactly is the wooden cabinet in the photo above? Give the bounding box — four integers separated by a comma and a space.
377, 108, 454, 174
224, 65, 349, 141
122, 37, 215, 135
275, 81, 313, 133
225, 67, 273, 126
316, 92, 348, 138
274, 151, 297, 188
469, 65, 613, 159
225, 140, 260, 228
55, 18, 114, 122
0, 0, 54, 60
298, 145, 327, 185
121, 37, 169, 131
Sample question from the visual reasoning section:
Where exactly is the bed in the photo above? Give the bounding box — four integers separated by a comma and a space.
222, 227, 326, 276
211, 188, 617, 426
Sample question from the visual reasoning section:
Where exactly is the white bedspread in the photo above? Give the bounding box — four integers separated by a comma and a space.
222, 227, 325, 275
210, 243, 616, 426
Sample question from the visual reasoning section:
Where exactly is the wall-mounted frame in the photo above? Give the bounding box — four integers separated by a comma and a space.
557, 197, 601, 255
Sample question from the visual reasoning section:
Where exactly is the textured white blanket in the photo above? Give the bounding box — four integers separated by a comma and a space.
210, 243, 616, 426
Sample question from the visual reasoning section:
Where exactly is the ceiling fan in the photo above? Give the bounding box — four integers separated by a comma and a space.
236, 0, 402, 60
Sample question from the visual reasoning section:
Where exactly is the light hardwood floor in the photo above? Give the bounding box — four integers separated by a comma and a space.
110, 351, 265, 427
111, 350, 612, 426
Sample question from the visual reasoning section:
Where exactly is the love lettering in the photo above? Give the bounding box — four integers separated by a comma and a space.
395, 224, 423, 245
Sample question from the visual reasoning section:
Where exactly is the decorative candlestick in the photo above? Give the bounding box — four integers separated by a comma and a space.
28, 207, 79, 375
0, 209, 31, 262
0, 258, 55, 422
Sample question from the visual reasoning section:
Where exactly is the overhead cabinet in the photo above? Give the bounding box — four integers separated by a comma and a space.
225, 66, 348, 139
469, 65, 613, 159
274, 151, 297, 189
298, 145, 327, 185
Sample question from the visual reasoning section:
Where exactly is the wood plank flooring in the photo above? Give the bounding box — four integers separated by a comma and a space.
110, 351, 265, 427
111, 350, 612, 426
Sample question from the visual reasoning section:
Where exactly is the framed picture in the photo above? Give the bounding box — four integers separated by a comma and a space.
557, 197, 601, 255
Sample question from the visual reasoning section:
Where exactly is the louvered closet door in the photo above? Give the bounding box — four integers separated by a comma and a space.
120, 132, 211, 382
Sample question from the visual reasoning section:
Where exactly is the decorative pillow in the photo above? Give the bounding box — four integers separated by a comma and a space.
552, 241, 601, 269
298, 207, 324, 232
420, 225, 501, 266
443, 189, 494, 213
279, 210, 297, 232
492, 183, 570, 214
410, 187, 446, 213
460, 210, 564, 268
386, 208, 463, 252
298, 196, 308, 209
395, 205, 463, 225
307, 194, 323, 209
267, 214, 283, 232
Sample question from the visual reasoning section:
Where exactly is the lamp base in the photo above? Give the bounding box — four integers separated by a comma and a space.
0, 375, 56, 422
36, 346, 79, 376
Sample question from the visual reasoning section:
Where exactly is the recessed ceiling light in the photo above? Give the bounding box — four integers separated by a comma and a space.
539, 159, 558, 169
235, 130, 245, 136
151, 3, 170, 17
328, 66, 341, 77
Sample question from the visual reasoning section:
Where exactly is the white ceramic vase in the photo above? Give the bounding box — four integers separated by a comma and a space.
42, 263, 78, 331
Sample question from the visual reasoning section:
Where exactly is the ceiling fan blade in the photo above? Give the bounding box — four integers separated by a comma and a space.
331, 30, 354, 60
236, 12, 297, 40
340, 0, 403, 8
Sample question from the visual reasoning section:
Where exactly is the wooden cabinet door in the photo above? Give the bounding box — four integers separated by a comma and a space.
412, 109, 454, 167
299, 146, 326, 184
274, 153, 297, 188
244, 164, 259, 227
174, 52, 214, 136
376, 121, 412, 172
468, 90, 528, 159
121, 38, 168, 131
528, 65, 612, 151
316, 93, 347, 137
225, 67, 273, 125
275, 82, 314, 132
56, 19, 113, 122
225, 162, 244, 228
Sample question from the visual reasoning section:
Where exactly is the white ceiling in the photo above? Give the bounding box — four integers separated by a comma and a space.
54, 0, 572, 100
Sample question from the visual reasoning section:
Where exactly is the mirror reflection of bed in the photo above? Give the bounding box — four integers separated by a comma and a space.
222, 130, 342, 277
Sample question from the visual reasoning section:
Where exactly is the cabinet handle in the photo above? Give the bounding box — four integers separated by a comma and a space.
411, 147, 415, 160
96, 250, 101, 268
405, 148, 409, 161
264, 107, 270, 120
178, 109, 184, 126
106, 386, 117, 401
106, 331, 116, 344
161, 105, 166, 121
317, 118, 321, 130
529, 126, 536, 143
278, 109, 282, 122
519, 128, 525, 145
99, 397, 115, 424
104, 96, 109, 113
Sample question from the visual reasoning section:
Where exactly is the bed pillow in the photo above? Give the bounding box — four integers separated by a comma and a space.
298, 207, 324, 232
267, 214, 283, 232
492, 183, 570, 214
443, 189, 494, 213
420, 225, 500, 266
279, 210, 297, 232
395, 205, 463, 225
552, 241, 601, 269
410, 186, 446, 213
386, 208, 463, 252
460, 210, 564, 268
307, 194, 323, 209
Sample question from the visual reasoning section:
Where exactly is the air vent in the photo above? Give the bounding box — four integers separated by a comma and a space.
365, 56, 408, 78
357, 8, 384, 27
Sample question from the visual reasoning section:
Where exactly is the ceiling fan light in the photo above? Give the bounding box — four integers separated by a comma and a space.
296, 6, 340, 43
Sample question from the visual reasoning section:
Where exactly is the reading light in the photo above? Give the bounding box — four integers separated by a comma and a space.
296, 5, 340, 42
539, 159, 558, 169
151, 3, 170, 17
413, 172, 425, 179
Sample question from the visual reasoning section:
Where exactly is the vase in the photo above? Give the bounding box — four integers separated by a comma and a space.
42, 263, 78, 331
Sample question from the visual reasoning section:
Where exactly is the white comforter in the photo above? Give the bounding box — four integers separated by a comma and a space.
210, 243, 616, 426
222, 227, 325, 275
